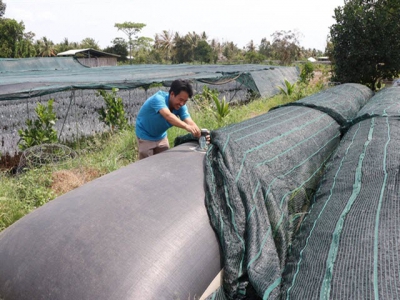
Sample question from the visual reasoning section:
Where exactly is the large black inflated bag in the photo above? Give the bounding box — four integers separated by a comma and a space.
0, 142, 221, 300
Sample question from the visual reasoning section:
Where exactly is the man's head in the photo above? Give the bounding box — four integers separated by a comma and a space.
168, 79, 193, 111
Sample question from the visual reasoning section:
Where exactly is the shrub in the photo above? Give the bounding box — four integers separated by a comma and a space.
300, 61, 315, 84
18, 99, 58, 151
97, 88, 128, 131
192, 86, 230, 124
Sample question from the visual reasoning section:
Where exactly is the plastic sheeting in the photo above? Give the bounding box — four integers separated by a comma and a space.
0, 143, 221, 300
282, 88, 400, 299
203, 83, 374, 299
282, 83, 375, 124
0, 57, 299, 100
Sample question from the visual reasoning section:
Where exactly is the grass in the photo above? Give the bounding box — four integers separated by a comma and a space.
0, 78, 327, 232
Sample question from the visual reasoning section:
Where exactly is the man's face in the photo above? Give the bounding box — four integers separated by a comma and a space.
169, 91, 189, 110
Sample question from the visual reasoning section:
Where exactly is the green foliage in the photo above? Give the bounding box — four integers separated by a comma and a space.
300, 61, 315, 84
245, 51, 265, 64
193, 40, 214, 63
212, 95, 230, 123
18, 100, 58, 151
15, 168, 55, 207
192, 86, 217, 110
114, 22, 147, 64
270, 30, 301, 65
97, 88, 128, 131
0, 168, 54, 231
0, 18, 25, 58
278, 79, 296, 96
172, 34, 194, 63
330, 0, 400, 90
258, 38, 272, 58
80, 37, 100, 50
0, 0, 6, 17
35, 36, 56, 57
222, 41, 242, 61
114, 22, 146, 37
103, 37, 128, 61
191, 86, 230, 123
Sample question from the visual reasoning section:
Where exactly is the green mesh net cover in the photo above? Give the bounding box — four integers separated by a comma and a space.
0, 57, 299, 101
282, 87, 400, 299
203, 83, 374, 299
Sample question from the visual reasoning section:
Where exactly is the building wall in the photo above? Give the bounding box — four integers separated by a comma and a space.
77, 57, 118, 67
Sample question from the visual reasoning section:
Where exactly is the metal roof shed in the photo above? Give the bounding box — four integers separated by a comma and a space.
57, 48, 120, 67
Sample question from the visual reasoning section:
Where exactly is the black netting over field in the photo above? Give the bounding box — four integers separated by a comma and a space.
0, 87, 166, 156
0, 57, 299, 100
282, 116, 400, 300
281, 87, 400, 300
203, 83, 374, 299
0, 58, 299, 157
280, 83, 374, 125
357, 86, 400, 117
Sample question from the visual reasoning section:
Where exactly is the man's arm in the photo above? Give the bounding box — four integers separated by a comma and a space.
159, 108, 201, 137
182, 117, 201, 137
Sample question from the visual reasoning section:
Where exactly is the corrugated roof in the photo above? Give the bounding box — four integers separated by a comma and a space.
57, 48, 120, 58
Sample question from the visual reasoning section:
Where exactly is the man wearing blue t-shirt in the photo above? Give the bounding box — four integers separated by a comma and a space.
135, 79, 201, 160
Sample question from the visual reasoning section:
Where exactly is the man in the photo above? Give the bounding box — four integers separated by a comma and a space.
135, 79, 201, 160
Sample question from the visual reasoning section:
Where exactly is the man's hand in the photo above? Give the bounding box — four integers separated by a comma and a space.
159, 110, 201, 137
205, 134, 211, 145
185, 124, 201, 137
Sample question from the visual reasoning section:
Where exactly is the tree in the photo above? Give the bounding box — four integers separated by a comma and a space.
246, 40, 256, 52
103, 37, 128, 62
80, 37, 100, 50
330, 0, 400, 90
154, 30, 175, 61
114, 22, 146, 64
194, 40, 213, 63
259, 38, 272, 58
35, 37, 57, 57
270, 30, 301, 65
172, 33, 192, 63
184, 31, 201, 61
245, 50, 265, 64
55, 38, 79, 53
132, 36, 154, 64
209, 39, 221, 63
15, 31, 36, 58
0, 18, 25, 57
222, 41, 241, 62
0, 0, 6, 18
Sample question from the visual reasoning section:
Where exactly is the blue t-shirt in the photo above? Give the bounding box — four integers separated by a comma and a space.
135, 91, 190, 141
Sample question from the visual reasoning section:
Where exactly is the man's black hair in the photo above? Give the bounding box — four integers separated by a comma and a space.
169, 79, 193, 98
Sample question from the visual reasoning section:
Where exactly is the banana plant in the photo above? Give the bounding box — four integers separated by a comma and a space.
278, 79, 296, 96
212, 93, 230, 123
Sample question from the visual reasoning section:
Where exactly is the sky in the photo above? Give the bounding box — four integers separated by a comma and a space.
5, 0, 345, 52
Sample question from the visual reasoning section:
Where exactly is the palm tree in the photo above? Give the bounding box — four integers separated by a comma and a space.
186, 31, 200, 49
156, 30, 174, 61
36, 37, 56, 57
